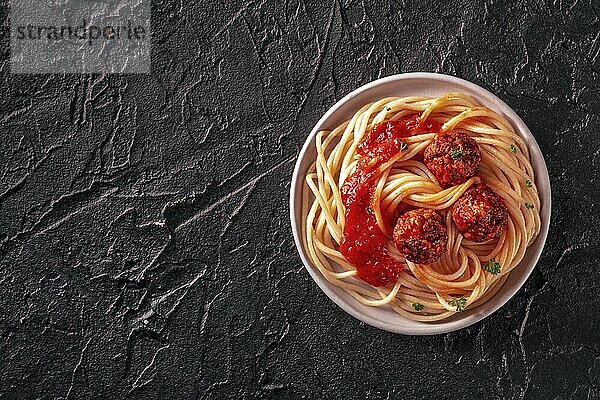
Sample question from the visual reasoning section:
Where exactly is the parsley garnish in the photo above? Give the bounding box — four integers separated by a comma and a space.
525, 179, 532, 188
448, 297, 467, 312
484, 259, 501, 275
400, 141, 408, 151
509, 144, 517, 153
412, 303, 424, 311
449, 149, 463, 160
525, 202, 534, 209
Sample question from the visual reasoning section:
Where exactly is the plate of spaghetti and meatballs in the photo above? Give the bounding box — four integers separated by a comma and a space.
290, 73, 551, 335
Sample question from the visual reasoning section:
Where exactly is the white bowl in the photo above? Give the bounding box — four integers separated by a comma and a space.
289, 73, 551, 335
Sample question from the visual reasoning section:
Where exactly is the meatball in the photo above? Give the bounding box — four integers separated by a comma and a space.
393, 208, 448, 264
452, 183, 508, 243
423, 131, 481, 188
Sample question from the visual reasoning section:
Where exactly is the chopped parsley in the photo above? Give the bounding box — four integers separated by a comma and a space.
400, 141, 408, 151
525, 179, 532, 188
525, 202, 534, 209
509, 144, 517, 153
484, 259, 501, 275
448, 297, 467, 312
449, 149, 463, 160
412, 303, 424, 311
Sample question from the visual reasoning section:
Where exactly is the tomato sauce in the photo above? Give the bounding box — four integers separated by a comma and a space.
339, 115, 441, 286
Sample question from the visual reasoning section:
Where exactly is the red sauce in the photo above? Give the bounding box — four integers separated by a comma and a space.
340, 115, 441, 286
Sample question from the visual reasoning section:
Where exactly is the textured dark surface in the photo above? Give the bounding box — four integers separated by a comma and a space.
1, 0, 599, 399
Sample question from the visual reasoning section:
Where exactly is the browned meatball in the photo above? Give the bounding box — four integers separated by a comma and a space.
452, 183, 508, 243
423, 131, 482, 188
393, 208, 448, 264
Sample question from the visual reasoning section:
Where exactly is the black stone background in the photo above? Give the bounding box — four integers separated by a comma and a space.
0, 0, 599, 399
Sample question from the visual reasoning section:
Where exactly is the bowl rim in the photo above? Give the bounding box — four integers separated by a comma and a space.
289, 72, 552, 335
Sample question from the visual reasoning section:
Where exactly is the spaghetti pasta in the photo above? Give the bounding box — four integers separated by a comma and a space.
302, 92, 541, 322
